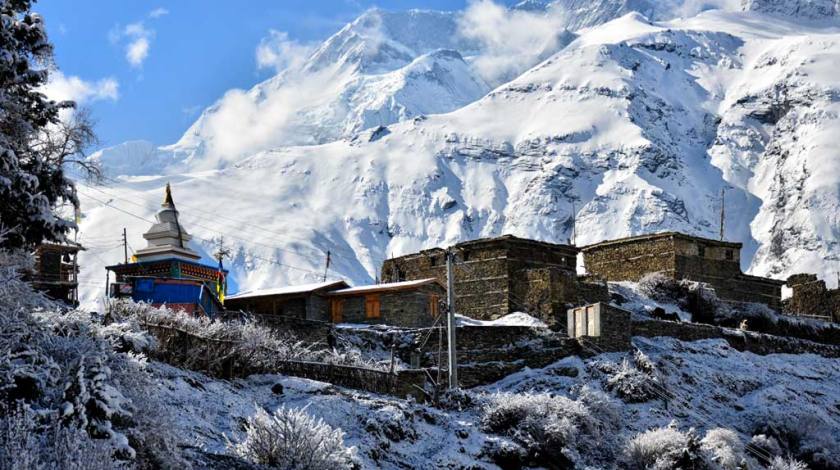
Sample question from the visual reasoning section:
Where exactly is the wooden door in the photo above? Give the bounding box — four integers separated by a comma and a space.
365, 294, 381, 319
330, 299, 344, 323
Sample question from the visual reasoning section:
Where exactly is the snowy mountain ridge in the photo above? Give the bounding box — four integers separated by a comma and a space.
78, 1, 840, 305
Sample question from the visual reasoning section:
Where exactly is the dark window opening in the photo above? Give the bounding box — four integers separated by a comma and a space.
462, 250, 470, 262
725, 249, 734, 261
430, 256, 437, 267
698, 244, 706, 258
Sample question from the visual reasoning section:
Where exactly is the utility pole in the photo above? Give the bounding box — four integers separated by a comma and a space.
445, 249, 458, 389
323, 251, 331, 282
719, 188, 726, 241
122, 228, 128, 263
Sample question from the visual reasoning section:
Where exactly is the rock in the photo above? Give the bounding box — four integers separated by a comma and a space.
271, 383, 284, 395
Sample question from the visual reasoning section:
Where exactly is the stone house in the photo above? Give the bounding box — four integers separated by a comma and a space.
785, 274, 840, 323
380, 235, 608, 325
325, 279, 445, 328
581, 232, 784, 309
225, 280, 350, 322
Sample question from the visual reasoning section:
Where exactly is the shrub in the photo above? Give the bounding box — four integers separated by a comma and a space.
0, 404, 123, 470
481, 389, 619, 466
639, 272, 684, 302
605, 351, 663, 403
700, 428, 747, 470
624, 421, 703, 470
227, 405, 355, 469
768, 456, 809, 470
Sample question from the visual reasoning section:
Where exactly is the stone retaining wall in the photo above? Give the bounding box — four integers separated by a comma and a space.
141, 323, 430, 401
632, 319, 840, 358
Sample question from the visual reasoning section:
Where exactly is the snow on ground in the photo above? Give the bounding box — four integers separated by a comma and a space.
456, 311, 549, 327
151, 334, 840, 468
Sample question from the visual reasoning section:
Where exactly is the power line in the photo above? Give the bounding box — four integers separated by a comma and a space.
80, 178, 352, 260
76, 190, 336, 279
76, 182, 350, 264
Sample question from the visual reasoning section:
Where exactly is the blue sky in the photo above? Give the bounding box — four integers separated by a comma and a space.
38, 1, 471, 149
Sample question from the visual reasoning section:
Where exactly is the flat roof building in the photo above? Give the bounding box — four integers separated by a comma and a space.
581, 232, 783, 309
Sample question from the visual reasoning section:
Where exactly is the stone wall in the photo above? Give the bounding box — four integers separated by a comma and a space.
786, 274, 840, 323
582, 233, 782, 309
632, 319, 840, 358
381, 235, 602, 322
583, 235, 678, 282
404, 325, 581, 388
335, 285, 444, 328
141, 322, 430, 401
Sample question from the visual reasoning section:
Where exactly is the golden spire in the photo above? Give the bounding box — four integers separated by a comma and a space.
163, 182, 175, 207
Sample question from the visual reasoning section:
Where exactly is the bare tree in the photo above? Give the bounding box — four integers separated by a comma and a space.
31, 106, 103, 183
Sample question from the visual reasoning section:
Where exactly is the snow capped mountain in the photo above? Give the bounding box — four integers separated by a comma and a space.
77, 1, 840, 305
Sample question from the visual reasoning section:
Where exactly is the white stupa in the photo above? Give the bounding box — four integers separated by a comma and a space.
133, 183, 201, 262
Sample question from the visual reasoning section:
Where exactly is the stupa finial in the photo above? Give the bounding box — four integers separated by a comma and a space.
163, 182, 175, 207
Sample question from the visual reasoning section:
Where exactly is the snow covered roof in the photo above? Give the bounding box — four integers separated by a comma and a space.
226, 280, 349, 300
327, 278, 441, 296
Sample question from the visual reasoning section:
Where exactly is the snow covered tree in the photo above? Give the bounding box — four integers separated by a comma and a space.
0, 0, 80, 248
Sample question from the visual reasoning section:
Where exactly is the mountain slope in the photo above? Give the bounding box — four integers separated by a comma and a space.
77, 3, 840, 305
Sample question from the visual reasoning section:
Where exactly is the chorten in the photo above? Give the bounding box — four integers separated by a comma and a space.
134, 183, 201, 262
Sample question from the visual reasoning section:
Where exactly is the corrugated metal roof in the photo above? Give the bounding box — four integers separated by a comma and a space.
226, 280, 348, 300
327, 278, 441, 296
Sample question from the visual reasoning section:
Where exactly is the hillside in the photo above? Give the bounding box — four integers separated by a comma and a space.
76, 1, 840, 306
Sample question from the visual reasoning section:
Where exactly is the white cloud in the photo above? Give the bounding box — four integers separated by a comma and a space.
457, 0, 571, 86
255, 30, 314, 73
149, 7, 169, 18
42, 71, 119, 104
111, 21, 155, 68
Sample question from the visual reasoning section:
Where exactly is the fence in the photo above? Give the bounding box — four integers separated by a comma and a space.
139, 322, 430, 401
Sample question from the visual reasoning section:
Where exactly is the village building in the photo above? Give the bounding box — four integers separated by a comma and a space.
325, 279, 445, 328
28, 242, 84, 306
225, 280, 349, 322
785, 274, 840, 323
380, 235, 608, 325
581, 232, 784, 309
106, 184, 226, 316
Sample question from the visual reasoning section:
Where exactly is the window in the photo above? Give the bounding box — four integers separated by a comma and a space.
330, 299, 344, 323
461, 250, 470, 262
365, 294, 381, 319
430, 256, 437, 267
725, 249, 734, 261
698, 244, 706, 258
429, 294, 440, 318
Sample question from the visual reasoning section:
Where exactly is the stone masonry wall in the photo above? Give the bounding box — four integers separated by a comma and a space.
583, 235, 678, 282
381, 236, 590, 321
337, 286, 444, 328
786, 274, 840, 322
632, 319, 840, 358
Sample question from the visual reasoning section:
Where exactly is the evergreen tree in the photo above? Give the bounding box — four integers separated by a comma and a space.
0, 0, 77, 248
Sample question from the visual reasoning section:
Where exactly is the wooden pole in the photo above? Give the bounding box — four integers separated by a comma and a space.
123, 227, 128, 264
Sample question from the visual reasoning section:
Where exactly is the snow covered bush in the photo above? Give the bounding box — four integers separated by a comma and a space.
605, 351, 663, 403
481, 389, 620, 466
623, 421, 704, 470
227, 405, 355, 469
0, 249, 185, 467
639, 272, 684, 302
107, 299, 391, 373
700, 428, 747, 470
0, 404, 124, 470
750, 409, 840, 469
768, 456, 810, 470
